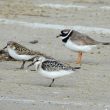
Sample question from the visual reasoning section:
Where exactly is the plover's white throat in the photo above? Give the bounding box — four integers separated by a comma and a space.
3, 41, 52, 69
57, 29, 110, 65
28, 56, 80, 87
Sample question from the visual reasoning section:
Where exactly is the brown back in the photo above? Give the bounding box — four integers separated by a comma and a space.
70, 30, 99, 45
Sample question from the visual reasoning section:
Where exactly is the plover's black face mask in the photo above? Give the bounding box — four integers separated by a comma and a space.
61, 30, 69, 36
56, 29, 71, 38
56, 29, 73, 43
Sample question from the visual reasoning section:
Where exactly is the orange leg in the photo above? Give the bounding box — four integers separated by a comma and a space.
76, 52, 83, 64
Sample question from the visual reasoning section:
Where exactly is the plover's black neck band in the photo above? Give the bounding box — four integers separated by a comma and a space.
62, 36, 69, 43
62, 30, 73, 43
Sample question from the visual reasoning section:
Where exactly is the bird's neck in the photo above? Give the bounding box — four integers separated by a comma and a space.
62, 36, 69, 43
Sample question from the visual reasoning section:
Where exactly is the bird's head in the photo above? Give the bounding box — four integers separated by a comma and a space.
56, 29, 73, 39
3, 41, 17, 50
27, 56, 46, 69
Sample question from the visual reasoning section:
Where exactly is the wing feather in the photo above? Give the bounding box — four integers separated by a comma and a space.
70, 30, 98, 45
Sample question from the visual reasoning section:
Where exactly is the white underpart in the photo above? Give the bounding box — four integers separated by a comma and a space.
7, 47, 35, 61
34, 62, 74, 79
65, 39, 97, 52
39, 69, 74, 79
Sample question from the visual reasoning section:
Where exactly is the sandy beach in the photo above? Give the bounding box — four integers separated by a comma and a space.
0, 0, 110, 110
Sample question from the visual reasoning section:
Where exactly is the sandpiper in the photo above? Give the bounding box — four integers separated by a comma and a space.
57, 29, 110, 65
28, 56, 80, 87
3, 41, 52, 69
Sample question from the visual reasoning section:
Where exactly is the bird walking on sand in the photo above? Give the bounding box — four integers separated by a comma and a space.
28, 56, 80, 87
3, 41, 52, 69
57, 29, 110, 65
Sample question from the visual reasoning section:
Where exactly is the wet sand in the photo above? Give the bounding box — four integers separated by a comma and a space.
0, 0, 110, 110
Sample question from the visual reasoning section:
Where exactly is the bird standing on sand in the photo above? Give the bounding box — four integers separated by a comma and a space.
3, 41, 52, 69
28, 56, 80, 87
57, 29, 110, 65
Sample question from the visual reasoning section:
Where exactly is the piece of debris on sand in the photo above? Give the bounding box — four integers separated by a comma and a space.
0, 50, 15, 61
29, 40, 38, 44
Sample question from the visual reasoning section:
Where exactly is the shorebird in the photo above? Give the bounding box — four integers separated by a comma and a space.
28, 56, 80, 87
3, 41, 52, 69
57, 29, 110, 65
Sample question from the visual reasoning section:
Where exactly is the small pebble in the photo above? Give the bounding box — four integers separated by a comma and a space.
90, 52, 94, 54
29, 40, 38, 44
97, 51, 101, 54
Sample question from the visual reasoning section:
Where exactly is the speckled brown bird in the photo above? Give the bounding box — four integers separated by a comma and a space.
28, 56, 80, 87
3, 41, 53, 69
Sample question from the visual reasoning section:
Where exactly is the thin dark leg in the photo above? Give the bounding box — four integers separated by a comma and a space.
49, 79, 55, 87
20, 61, 25, 69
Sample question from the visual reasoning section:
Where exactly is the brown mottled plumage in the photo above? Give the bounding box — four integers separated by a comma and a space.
6, 41, 40, 55
27, 56, 80, 87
